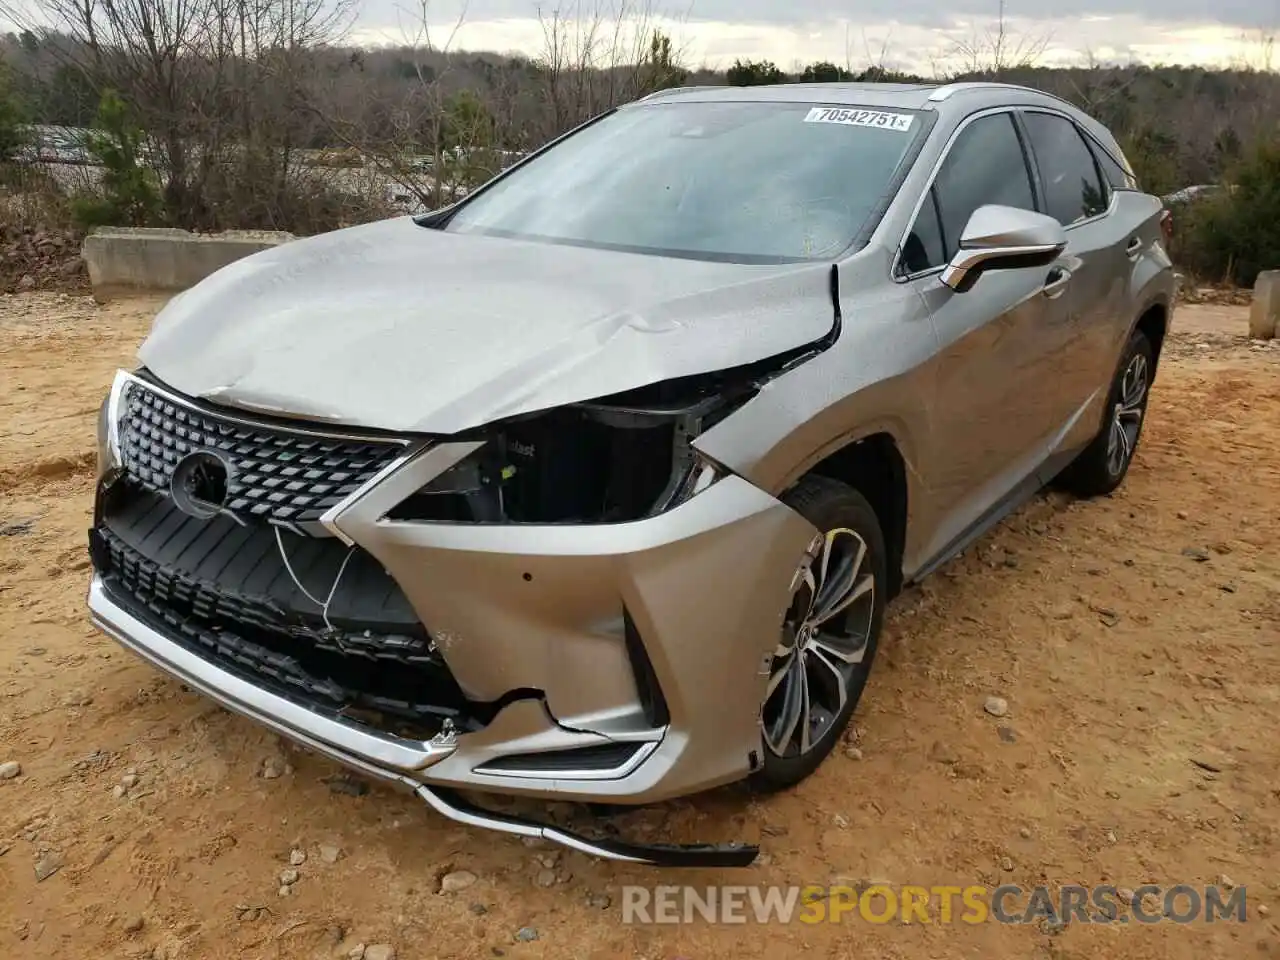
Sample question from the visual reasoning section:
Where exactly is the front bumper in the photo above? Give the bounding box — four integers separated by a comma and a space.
89, 575, 756, 866
321, 444, 818, 803
90, 469, 816, 803
90, 374, 819, 862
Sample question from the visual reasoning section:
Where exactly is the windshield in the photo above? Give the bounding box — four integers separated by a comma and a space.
444, 101, 925, 263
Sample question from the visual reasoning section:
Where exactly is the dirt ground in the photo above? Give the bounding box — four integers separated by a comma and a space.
1, 292, 1278, 960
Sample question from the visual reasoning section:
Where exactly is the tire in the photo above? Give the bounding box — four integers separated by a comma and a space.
1057, 329, 1155, 498
750, 475, 887, 792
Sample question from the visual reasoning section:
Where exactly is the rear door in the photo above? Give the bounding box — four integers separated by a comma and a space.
1016, 110, 1128, 462
901, 110, 1072, 561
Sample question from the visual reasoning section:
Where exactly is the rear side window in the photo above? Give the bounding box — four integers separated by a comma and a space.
901, 112, 1035, 274
1022, 112, 1108, 224
1088, 138, 1137, 192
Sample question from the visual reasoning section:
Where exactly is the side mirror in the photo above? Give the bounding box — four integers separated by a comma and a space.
941, 205, 1067, 293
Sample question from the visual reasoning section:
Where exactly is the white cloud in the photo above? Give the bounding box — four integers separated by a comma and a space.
350, 11, 1277, 72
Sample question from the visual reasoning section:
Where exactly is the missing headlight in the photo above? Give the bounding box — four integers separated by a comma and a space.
387, 409, 683, 524
386, 377, 745, 526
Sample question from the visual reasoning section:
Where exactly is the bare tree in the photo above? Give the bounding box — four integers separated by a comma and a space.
948, 0, 1051, 77
532, 0, 687, 142
1, 0, 356, 226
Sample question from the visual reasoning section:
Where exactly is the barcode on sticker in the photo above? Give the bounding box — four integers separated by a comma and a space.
804, 107, 914, 132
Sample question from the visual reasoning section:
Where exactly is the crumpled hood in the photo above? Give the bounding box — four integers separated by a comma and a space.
139, 216, 837, 434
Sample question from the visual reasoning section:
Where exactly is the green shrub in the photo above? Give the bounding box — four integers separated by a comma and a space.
727, 60, 788, 86
70, 90, 162, 230
0, 64, 28, 162
1175, 140, 1280, 287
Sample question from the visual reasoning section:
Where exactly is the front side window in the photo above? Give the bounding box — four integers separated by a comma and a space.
445, 101, 925, 263
1022, 112, 1109, 224
901, 112, 1036, 274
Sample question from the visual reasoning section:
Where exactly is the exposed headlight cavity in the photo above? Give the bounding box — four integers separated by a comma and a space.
387, 374, 746, 525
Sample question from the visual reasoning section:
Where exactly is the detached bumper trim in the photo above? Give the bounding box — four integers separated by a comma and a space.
415, 786, 759, 867
88, 575, 457, 774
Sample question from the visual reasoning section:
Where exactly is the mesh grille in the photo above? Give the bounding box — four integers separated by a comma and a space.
117, 379, 403, 523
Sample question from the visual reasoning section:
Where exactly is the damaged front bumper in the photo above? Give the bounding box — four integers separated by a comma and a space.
89, 371, 818, 865
88, 577, 753, 866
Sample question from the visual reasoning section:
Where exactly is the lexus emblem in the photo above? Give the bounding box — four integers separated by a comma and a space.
170, 450, 232, 520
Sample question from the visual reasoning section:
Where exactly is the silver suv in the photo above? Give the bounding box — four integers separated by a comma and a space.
89, 81, 1174, 866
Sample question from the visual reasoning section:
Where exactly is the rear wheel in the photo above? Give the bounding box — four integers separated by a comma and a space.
750, 476, 886, 791
1057, 329, 1154, 497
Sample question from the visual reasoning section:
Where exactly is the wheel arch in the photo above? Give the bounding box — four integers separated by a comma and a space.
795, 431, 911, 599
1132, 299, 1170, 375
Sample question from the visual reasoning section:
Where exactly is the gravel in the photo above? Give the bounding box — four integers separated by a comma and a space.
34, 852, 62, 881
260, 757, 287, 780
439, 870, 478, 894
318, 843, 343, 864
928, 741, 959, 765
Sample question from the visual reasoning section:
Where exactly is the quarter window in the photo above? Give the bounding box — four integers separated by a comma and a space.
901, 113, 1036, 274
1022, 112, 1108, 224
1088, 137, 1137, 192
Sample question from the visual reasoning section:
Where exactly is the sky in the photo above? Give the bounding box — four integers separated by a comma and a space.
348, 0, 1280, 72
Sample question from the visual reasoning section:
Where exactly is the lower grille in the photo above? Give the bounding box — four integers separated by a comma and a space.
92, 483, 479, 736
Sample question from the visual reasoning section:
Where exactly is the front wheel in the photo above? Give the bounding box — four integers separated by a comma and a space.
1057, 329, 1154, 497
750, 476, 887, 791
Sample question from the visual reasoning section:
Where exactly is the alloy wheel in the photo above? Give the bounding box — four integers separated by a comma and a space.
1106, 352, 1149, 477
762, 527, 877, 758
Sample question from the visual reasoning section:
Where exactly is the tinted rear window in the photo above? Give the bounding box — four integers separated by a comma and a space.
1022, 112, 1109, 224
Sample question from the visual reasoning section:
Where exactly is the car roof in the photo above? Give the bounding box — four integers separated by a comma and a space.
639, 80, 1080, 115
637, 80, 1116, 152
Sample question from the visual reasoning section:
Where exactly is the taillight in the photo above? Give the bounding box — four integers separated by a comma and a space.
1160, 209, 1173, 243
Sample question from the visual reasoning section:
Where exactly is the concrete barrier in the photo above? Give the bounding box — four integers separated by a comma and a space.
1250, 270, 1280, 340
82, 227, 294, 301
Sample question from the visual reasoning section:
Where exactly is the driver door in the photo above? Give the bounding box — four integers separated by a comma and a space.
901, 110, 1074, 562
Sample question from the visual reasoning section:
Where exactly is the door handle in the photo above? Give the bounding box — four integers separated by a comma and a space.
1043, 267, 1072, 299
1125, 237, 1144, 260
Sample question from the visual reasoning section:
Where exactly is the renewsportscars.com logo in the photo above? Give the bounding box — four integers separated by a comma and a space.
620, 883, 1249, 926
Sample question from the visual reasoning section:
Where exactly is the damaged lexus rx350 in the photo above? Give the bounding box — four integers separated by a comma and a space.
89, 82, 1174, 866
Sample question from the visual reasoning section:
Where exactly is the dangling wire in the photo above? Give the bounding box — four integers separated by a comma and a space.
273, 524, 356, 633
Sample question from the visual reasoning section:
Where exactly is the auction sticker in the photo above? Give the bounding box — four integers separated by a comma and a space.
804, 107, 914, 131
